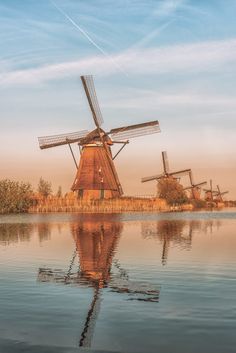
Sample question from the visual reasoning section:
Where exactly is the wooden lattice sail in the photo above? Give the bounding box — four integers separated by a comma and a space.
38, 75, 160, 199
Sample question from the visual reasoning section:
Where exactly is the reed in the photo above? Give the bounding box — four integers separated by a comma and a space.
29, 193, 169, 213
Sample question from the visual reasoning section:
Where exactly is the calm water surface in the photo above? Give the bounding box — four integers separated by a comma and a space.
0, 210, 235, 353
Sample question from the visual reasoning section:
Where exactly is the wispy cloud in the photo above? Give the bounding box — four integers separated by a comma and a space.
102, 90, 236, 113
49, 0, 127, 76
1, 37, 236, 86
153, 0, 185, 17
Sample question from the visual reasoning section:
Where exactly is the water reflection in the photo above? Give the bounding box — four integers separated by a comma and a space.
0, 214, 235, 353
0, 223, 33, 245
142, 219, 221, 265
38, 217, 160, 347
37, 223, 51, 243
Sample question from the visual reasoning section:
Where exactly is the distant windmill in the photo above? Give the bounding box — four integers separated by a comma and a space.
38, 75, 160, 199
214, 185, 229, 202
184, 171, 207, 200
203, 180, 218, 202
141, 151, 191, 185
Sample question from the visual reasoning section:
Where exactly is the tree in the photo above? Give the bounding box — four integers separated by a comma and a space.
0, 179, 34, 214
157, 177, 188, 205
38, 177, 52, 198
56, 186, 62, 198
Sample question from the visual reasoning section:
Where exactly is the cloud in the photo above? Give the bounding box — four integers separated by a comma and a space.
102, 90, 236, 110
1, 38, 236, 85
153, 0, 185, 17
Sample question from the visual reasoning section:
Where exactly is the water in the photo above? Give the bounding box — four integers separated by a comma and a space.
0, 211, 235, 353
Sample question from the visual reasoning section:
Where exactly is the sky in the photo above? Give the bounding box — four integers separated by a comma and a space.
0, 0, 236, 198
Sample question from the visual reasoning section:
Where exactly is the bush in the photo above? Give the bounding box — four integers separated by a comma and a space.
191, 199, 206, 209
0, 179, 34, 214
157, 178, 188, 205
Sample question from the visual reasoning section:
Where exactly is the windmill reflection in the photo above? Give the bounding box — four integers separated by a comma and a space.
142, 219, 221, 265
142, 220, 192, 265
74, 220, 122, 346
72, 221, 121, 287
38, 218, 160, 348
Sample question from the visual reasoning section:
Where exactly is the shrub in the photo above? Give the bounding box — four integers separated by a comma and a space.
0, 179, 34, 214
157, 177, 188, 205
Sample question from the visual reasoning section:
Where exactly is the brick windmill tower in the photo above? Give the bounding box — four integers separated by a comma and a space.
38, 75, 160, 200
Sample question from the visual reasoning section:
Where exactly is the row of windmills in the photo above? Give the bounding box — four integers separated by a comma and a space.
38, 75, 228, 203
141, 151, 229, 203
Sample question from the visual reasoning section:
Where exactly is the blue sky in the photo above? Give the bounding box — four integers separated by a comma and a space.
1, 0, 236, 197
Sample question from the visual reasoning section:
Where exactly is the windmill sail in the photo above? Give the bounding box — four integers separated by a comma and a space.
110, 120, 160, 140
81, 75, 104, 128
142, 173, 164, 183
189, 170, 194, 186
184, 181, 207, 190
38, 130, 89, 149
162, 151, 169, 174
169, 169, 191, 177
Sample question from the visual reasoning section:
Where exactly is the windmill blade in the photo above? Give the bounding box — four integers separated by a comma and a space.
79, 287, 101, 347
141, 173, 164, 183
220, 191, 229, 196
194, 181, 207, 187
203, 189, 218, 193
189, 170, 194, 186
38, 130, 89, 149
109, 120, 160, 140
184, 185, 193, 190
81, 75, 104, 128
184, 180, 207, 191
169, 169, 191, 178
162, 151, 169, 174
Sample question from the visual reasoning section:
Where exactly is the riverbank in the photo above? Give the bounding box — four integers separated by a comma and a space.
29, 193, 171, 213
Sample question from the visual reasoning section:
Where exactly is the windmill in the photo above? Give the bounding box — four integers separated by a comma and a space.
214, 185, 229, 203
38, 75, 160, 200
184, 170, 207, 200
38, 219, 160, 348
203, 180, 218, 202
141, 151, 191, 190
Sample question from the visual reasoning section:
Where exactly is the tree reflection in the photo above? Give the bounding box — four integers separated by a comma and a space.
0, 222, 52, 245
37, 223, 51, 243
0, 223, 32, 245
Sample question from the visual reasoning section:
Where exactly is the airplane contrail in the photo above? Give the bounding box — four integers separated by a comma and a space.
50, 0, 128, 76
